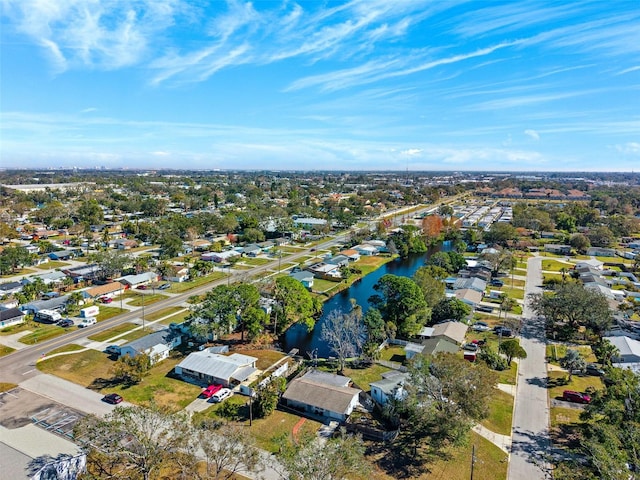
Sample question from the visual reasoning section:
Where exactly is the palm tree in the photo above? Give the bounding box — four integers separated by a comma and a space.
561, 349, 586, 382
593, 338, 619, 366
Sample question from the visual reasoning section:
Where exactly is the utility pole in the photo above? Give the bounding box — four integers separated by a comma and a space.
470, 443, 476, 480
141, 291, 145, 331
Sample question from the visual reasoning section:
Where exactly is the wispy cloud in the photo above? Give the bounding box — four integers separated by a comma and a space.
615, 142, 640, 155
524, 129, 540, 141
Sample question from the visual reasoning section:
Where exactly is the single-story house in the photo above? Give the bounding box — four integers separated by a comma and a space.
339, 249, 360, 262
289, 271, 314, 290
281, 370, 361, 422
353, 244, 378, 256
174, 350, 258, 387
0, 307, 25, 328
405, 342, 425, 360
326, 255, 349, 268
584, 283, 625, 302
292, 217, 328, 229
82, 282, 125, 300
165, 266, 189, 283
63, 264, 102, 281
20, 295, 70, 314
243, 244, 262, 257
22, 271, 67, 286
48, 250, 76, 261
417, 326, 435, 339
586, 247, 617, 257
190, 239, 212, 251
364, 240, 387, 251
112, 238, 138, 250
0, 281, 23, 296
201, 250, 241, 263
604, 336, 640, 363
628, 241, 640, 250
431, 321, 468, 345
452, 277, 487, 293
421, 336, 460, 356
370, 371, 409, 406
308, 263, 341, 280
24, 245, 40, 255
575, 259, 604, 271
257, 240, 275, 251
545, 244, 571, 255
119, 272, 158, 288
454, 288, 483, 308
119, 328, 182, 365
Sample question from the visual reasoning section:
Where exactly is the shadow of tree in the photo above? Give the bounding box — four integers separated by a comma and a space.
525, 376, 549, 388
88, 377, 123, 391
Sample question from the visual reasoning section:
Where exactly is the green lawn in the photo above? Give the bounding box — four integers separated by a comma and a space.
343, 364, 391, 392
35, 261, 70, 270
19, 324, 67, 345
499, 286, 525, 300
1, 322, 34, 336
312, 278, 340, 293
239, 257, 272, 266
46, 344, 86, 355
379, 345, 406, 363
126, 293, 168, 306
96, 306, 127, 321
496, 361, 518, 385
145, 307, 186, 322
38, 350, 202, 409
159, 310, 191, 325
0, 268, 36, 277
168, 272, 226, 293
547, 370, 604, 402
119, 328, 154, 343
546, 344, 595, 364
0, 344, 16, 357
482, 389, 514, 435
541, 259, 574, 272
87, 322, 137, 342
249, 410, 322, 453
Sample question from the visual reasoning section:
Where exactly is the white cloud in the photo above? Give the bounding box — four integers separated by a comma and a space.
615, 142, 640, 155
401, 148, 422, 156
524, 129, 540, 140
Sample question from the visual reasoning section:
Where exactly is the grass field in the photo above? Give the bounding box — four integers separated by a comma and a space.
239, 257, 272, 266
145, 306, 186, 322
126, 293, 168, 306
0, 382, 18, 392
96, 306, 127, 321
312, 278, 340, 293
38, 350, 202, 409
168, 272, 227, 293
1, 322, 34, 336
546, 344, 595, 364
249, 410, 322, 453
46, 344, 86, 355
0, 268, 36, 278
379, 345, 406, 363
159, 310, 191, 325
482, 389, 514, 435
35, 261, 70, 270
236, 349, 286, 370
496, 362, 518, 385
0, 344, 16, 357
343, 364, 391, 392
541, 259, 574, 272
19, 324, 67, 345
87, 322, 137, 342
547, 370, 604, 402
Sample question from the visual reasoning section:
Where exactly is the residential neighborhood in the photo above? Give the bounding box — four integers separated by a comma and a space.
0, 170, 639, 480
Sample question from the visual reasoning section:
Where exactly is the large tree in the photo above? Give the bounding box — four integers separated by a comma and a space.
529, 283, 613, 340
321, 304, 366, 372
369, 274, 429, 338
499, 339, 527, 366
391, 354, 497, 476
273, 276, 322, 333
483, 222, 518, 247
431, 297, 471, 324
89, 250, 132, 281
412, 266, 446, 309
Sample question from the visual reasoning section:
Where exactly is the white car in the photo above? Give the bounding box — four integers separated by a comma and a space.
472, 321, 490, 332
210, 388, 232, 403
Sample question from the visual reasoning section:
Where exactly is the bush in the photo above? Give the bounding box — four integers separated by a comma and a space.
478, 346, 508, 371
216, 401, 242, 421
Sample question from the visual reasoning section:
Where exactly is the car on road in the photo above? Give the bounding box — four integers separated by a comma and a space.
562, 390, 591, 404
136, 285, 147, 290
102, 393, 123, 404
472, 321, 490, 332
210, 388, 232, 403
201, 384, 223, 398
158, 283, 171, 290
99, 296, 113, 303
78, 317, 97, 328
585, 364, 605, 376
105, 345, 121, 355
57, 318, 75, 328
310, 248, 316, 252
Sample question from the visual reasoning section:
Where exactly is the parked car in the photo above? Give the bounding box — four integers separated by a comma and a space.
136, 285, 147, 290
472, 321, 490, 332
585, 364, 605, 376
210, 388, 232, 403
105, 345, 121, 355
475, 305, 494, 313
490, 279, 504, 287
494, 326, 513, 337
102, 393, 123, 404
201, 384, 223, 398
99, 296, 113, 304
158, 283, 171, 290
562, 390, 591, 404
78, 317, 97, 328
57, 318, 74, 328
463, 343, 479, 352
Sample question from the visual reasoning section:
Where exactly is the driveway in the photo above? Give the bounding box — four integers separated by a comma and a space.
508, 255, 552, 480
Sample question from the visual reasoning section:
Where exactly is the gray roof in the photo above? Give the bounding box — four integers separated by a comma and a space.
326, 254, 349, 265
421, 337, 460, 356
605, 336, 640, 357
0, 308, 24, 322
282, 377, 360, 414
302, 370, 351, 387
370, 372, 409, 395
0, 281, 22, 292
22, 295, 70, 312
289, 271, 313, 282
176, 351, 257, 382
453, 277, 487, 292
120, 272, 157, 285
122, 329, 177, 353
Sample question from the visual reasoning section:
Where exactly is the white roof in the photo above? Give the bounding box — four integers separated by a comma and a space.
120, 272, 156, 285
605, 336, 640, 357
176, 351, 258, 382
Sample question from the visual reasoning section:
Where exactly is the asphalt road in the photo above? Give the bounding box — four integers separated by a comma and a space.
508, 255, 552, 480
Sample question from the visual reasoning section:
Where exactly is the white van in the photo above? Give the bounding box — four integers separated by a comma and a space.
78, 317, 97, 328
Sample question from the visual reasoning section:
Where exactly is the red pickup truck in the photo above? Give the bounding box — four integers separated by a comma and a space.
201, 384, 223, 398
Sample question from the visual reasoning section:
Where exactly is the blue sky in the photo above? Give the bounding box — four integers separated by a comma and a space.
1, 0, 639, 171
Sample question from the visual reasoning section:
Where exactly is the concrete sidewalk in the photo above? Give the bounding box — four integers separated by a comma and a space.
473, 424, 512, 454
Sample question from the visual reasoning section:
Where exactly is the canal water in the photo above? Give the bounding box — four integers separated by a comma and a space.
282, 241, 452, 357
